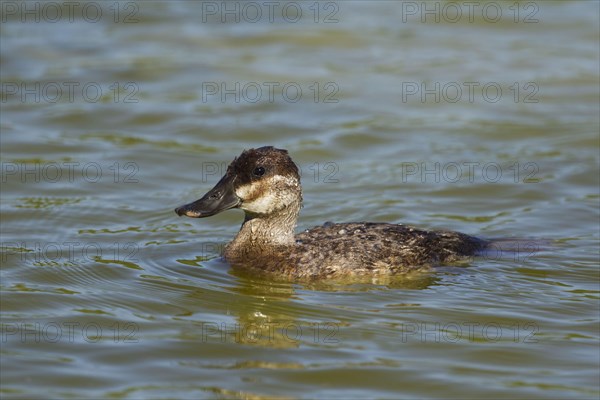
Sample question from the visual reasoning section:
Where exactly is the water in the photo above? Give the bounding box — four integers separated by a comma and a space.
1, 1, 599, 398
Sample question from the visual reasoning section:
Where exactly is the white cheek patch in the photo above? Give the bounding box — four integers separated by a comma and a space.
272, 174, 300, 188
242, 192, 278, 214
236, 175, 298, 214
235, 184, 253, 200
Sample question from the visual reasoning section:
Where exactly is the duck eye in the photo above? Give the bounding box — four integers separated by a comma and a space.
253, 166, 265, 177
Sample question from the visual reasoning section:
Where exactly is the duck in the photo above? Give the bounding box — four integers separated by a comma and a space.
175, 146, 488, 280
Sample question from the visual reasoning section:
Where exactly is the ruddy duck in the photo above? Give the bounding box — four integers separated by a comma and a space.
175, 146, 487, 279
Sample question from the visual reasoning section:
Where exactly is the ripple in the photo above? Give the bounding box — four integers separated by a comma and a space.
15, 197, 83, 209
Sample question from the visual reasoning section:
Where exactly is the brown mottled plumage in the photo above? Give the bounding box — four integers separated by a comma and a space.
175, 146, 487, 280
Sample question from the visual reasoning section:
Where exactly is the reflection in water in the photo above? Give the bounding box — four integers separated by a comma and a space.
229, 262, 441, 292
165, 257, 441, 349
163, 246, 457, 348
183, 265, 439, 348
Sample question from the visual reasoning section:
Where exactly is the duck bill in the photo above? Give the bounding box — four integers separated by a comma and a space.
175, 174, 240, 218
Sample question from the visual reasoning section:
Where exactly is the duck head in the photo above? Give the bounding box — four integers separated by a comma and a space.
175, 146, 302, 219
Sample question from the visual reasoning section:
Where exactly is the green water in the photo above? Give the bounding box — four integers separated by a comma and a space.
1, 1, 599, 399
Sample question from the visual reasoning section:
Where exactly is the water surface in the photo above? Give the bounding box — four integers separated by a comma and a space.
1, 1, 599, 399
